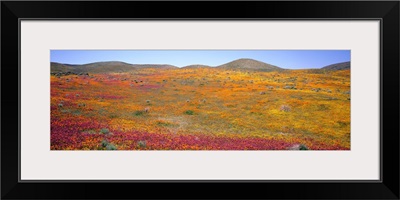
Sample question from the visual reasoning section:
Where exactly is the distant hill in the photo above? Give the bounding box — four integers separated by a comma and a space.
182, 64, 211, 69
51, 62, 178, 74
51, 61, 136, 74
51, 62, 78, 73
132, 64, 178, 69
321, 61, 351, 70
51, 58, 287, 74
216, 58, 282, 71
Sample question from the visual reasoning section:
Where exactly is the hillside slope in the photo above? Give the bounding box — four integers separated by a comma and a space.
51, 62, 179, 74
182, 64, 211, 69
51, 58, 284, 74
217, 58, 282, 71
51, 61, 137, 74
321, 61, 351, 70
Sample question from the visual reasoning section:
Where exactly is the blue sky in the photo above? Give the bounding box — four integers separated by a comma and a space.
50, 50, 350, 69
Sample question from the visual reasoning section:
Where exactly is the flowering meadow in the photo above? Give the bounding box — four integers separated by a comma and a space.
51, 68, 350, 150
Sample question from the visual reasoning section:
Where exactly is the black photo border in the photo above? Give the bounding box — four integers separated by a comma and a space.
2, 1, 399, 199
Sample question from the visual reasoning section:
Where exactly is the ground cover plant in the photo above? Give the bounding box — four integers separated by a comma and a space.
51, 64, 350, 150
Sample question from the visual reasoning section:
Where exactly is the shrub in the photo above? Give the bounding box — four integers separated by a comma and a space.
299, 144, 308, 150
312, 88, 321, 92
101, 140, 109, 147
156, 121, 175, 127
288, 144, 309, 150
106, 144, 117, 150
100, 128, 110, 134
83, 130, 97, 134
78, 103, 86, 107
72, 110, 81, 116
284, 85, 295, 89
184, 110, 194, 115
134, 111, 144, 116
137, 140, 147, 148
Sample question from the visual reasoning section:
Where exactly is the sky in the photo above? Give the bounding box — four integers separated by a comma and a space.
50, 50, 350, 69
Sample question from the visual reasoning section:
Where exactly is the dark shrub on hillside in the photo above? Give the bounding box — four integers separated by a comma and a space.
185, 110, 194, 115
100, 128, 110, 134
137, 140, 147, 148
106, 144, 117, 150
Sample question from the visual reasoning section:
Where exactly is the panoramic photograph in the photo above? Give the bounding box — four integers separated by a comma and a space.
50, 50, 350, 150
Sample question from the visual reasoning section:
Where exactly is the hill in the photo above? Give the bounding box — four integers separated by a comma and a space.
51, 61, 137, 74
132, 64, 178, 69
181, 64, 211, 69
51, 59, 283, 74
50, 62, 78, 73
51, 62, 179, 74
321, 61, 351, 70
216, 58, 282, 71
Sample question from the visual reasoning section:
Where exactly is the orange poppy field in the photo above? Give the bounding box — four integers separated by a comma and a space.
50, 66, 350, 150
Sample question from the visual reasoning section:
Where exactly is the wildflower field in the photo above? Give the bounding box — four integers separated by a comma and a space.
51, 68, 350, 150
